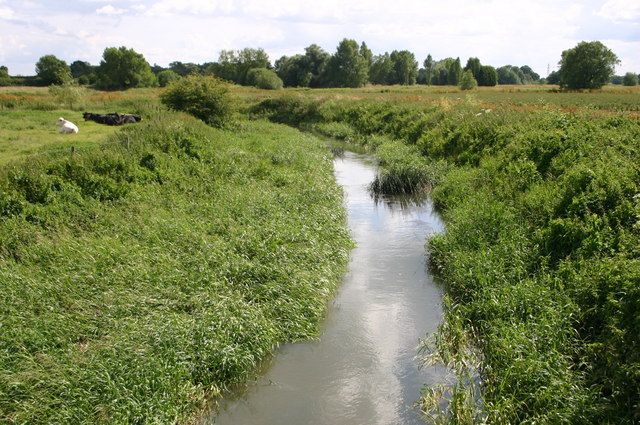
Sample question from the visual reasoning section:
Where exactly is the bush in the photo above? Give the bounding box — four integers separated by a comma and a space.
622, 72, 638, 86
160, 75, 234, 127
246, 68, 283, 90
459, 70, 478, 90
157, 70, 180, 87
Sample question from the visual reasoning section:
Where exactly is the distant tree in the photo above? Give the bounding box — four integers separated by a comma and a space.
369, 53, 394, 85
459, 70, 478, 90
464, 57, 482, 80
389, 50, 418, 85
69, 60, 95, 83
275, 55, 310, 87
324, 39, 369, 88
360, 42, 373, 69
497, 65, 522, 84
35, 55, 72, 86
207, 48, 270, 85
477, 65, 498, 86
520, 65, 540, 83
0, 66, 10, 86
610, 75, 624, 85
246, 67, 283, 90
559, 41, 619, 89
169, 61, 200, 77
423, 54, 434, 85
304, 44, 330, 87
96, 47, 157, 90
157, 69, 180, 87
622, 72, 638, 86
447, 58, 462, 85
547, 70, 561, 85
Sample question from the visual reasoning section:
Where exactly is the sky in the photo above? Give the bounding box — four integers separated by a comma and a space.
0, 0, 638, 77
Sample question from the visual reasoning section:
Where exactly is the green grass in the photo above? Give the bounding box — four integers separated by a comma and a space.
251, 92, 640, 423
0, 93, 351, 423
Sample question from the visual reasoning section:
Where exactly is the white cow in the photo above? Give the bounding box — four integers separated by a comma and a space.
57, 117, 79, 134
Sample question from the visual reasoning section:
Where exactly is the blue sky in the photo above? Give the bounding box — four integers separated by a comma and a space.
1, 0, 638, 76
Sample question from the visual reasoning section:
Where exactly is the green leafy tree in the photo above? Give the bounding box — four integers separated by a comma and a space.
547, 70, 561, 85
324, 39, 369, 88
169, 61, 200, 77
559, 41, 619, 89
369, 53, 394, 85
0, 66, 10, 86
459, 69, 478, 90
477, 65, 497, 86
304, 44, 330, 87
424, 54, 434, 85
464, 57, 482, 80
157, 70, 180, 87
246, 68, 283, 89
520, 65, 540, 83
447, 58, 462, 85
69, 60, 95, 85
35, 55, 72, 86
207, 48, 271, 85
390, 50, 418, 85
622, 72, 638, 86
497, 65, 522, 84
274, 55, 310, 87
360, 42, 373, 69
96, 47, 157, 90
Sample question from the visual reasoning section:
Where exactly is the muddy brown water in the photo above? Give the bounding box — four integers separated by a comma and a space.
209, 151, 446, 425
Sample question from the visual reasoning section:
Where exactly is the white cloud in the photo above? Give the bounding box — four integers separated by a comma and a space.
0, 0, 14, 20
597, 0, 640, 22
96, 4, 127, 15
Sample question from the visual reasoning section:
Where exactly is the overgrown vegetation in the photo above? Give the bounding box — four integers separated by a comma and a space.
0, 94, 351, 423
160, 75, 234, 127
252, 94, 640, 423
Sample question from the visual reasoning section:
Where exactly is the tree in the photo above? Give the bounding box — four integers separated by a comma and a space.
0, 66, 10, 86
559, 41, 619, 89
360, 42, 373, 69
547, 70, 561, 85
459, 70, 478, 90
35, 55, 72, 86
369, 53, 393, 85
477, 65, 498, 86
520, 65, 540, 83
447, 58, 462, 85
157, 70, 180, 87
389, 50, 418, 85
622, 72, 638, 86
464, 57, 482, 80
207, 48, 271, 85
497, 65, 522, 84
96, 47, 157, 90
424, 54, 434, 85
303, 44, 330, 87
324, 39, 369, 88
70, 60, 96, 85
275, 55, 309, 87
169, 61, 200, 77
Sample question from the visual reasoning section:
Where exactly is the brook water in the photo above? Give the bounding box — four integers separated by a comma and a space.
210, 151, 446, 425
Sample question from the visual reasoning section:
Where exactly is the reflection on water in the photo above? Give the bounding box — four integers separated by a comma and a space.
209, 151, 446, 425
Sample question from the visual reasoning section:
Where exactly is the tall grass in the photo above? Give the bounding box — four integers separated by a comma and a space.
253, 95, 640, 423
0, 110, 352, 423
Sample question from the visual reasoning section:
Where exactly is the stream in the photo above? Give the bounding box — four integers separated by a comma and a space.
209, 150, 446, 425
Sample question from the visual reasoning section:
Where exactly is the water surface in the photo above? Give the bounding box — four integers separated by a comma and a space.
210, 151, 445, 425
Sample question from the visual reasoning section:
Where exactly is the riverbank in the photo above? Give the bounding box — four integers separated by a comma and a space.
0, 112, 351, 423
252, 95, 640, 423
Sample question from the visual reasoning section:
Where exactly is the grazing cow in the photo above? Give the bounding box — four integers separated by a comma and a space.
82, 112, 142, 126
57, 117, 79, 134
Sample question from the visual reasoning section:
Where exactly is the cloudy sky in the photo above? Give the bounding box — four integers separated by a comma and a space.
0, 0, 638, 76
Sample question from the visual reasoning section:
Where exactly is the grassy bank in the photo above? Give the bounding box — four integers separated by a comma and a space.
252, 94, 640, 423
0, 106, 351, 423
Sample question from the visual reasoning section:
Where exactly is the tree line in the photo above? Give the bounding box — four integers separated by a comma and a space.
0, 39, 635, 90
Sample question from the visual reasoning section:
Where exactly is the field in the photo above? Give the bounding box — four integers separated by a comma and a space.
1, 84, 639, 424
0, 87, 351, 423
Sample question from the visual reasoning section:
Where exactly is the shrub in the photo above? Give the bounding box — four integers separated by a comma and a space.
157, 70, 180, 87
459, 70, 478, 90
246, 68, 283, 90
160, 75, 234, 127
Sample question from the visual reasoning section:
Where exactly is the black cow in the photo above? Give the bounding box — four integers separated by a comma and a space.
82, 112, 142, 126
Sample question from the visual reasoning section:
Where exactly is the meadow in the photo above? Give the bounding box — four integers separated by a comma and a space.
251, 86, 640, 423
1, 83, 639, 424
0, 87, 351, 423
